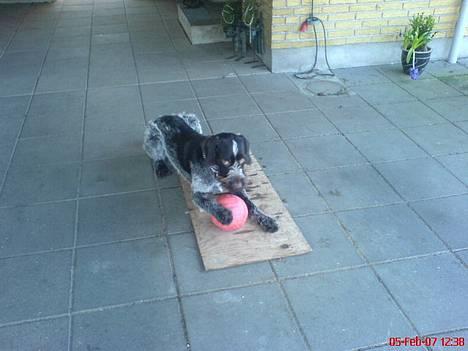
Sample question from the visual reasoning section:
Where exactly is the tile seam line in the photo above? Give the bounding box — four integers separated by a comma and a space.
67, 0, 94, 349
155, 9, 196, 350
1, 281, 284, 330
0, 3, 32, 59
0, 0, 71, 339
0, 233, 162, 262
169, 8, 218, 130
0, 92, 34, 99
278, 250, 454, 283
235, 74, 327, 351
400, 121, 468, 130
125, 0, 165, 236
270, 260, 316, 351
181, 32, 213, 131
0, 6, 61, 212
0, 277, 257, 329
126, 2, 193, 350
20, 86, 86, 96
407, 200, 468, 267
0, 5, 41, 197
18, 130, 143, 143
0, 186, 159, 209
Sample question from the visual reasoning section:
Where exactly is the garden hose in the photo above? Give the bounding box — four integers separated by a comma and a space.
294, 0, 334, 79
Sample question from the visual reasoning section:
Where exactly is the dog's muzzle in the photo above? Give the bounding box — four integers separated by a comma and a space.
220, 169, 246, 192
225, 176, 246, 192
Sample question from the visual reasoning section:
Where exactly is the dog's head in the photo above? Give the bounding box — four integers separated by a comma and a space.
201, 133, 251, 192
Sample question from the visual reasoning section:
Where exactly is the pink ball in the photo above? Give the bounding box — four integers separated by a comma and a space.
210, 194, 248, 232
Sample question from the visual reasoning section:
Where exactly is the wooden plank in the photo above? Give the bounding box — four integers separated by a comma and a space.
181, 156, 312, 270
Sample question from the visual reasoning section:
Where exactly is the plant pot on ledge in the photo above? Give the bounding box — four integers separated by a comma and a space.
401, 47, 432, 75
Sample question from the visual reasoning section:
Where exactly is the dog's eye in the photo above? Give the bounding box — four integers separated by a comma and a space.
222, 160, 230, 166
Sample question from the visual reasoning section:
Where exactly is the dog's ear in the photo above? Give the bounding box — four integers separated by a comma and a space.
201, 136, 218, 164
235, 134, 251, 164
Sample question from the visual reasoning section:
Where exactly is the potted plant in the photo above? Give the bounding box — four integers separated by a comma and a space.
401, 13, 436, 79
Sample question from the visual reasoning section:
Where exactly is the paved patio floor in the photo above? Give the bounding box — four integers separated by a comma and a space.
1, 0, 468, 350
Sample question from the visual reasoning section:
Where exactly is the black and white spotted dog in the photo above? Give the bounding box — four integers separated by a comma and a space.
143, 113, 279, 233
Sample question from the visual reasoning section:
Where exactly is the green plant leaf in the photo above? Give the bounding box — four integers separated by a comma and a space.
403, 13, 435, 60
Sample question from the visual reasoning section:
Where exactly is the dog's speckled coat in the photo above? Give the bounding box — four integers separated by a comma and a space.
143, 114, 278, 232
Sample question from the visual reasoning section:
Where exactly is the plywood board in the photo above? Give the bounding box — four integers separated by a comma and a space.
181, 156, 312, 270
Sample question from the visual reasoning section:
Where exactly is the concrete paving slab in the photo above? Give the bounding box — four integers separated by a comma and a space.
336, 204, 446, 261
183, 284, 308, 351
283, 267, 414, 351
72, 300, 186, 351
269, 170, 329, 216
0, 201, 76, 258
73, 238, 175, 310
307, 165, 402, 211
411, 195, 468, 250
80, 155, 155, 196
272, 214, 363, 277
0, 317, 68, 351
78, 191, 161, 245
375, 254, 468, 334
0, 251, 71, 324
170, 233, 275, 294
266, 109, 339, 139
375, 158, 467, 201
287, 135, 367, 171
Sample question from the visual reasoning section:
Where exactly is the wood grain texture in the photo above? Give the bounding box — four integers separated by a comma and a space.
181, 156, 312, 270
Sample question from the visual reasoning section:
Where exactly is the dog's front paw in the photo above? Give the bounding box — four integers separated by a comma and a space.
215, 208, 233, 225
258, 215, 279, 233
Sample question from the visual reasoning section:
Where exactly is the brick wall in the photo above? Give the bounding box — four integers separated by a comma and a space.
269, 0, 466, 49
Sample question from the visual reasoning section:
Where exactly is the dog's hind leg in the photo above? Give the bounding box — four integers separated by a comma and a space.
143, 121, 173, 178
178, 113, 203, 134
